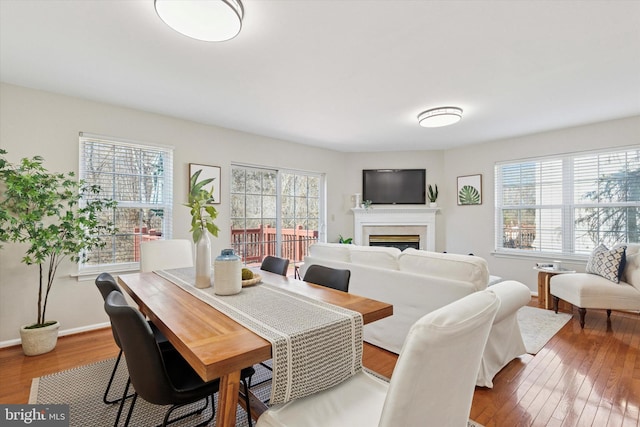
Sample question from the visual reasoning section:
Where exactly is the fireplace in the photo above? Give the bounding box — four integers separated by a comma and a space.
369, 234, 420, 251
352, 206, 437, 251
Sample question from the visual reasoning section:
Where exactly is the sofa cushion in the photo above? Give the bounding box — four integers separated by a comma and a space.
308, 243, 351, 263
397, 249, 489, 291
622, 244, 640, 291
585, 244, 626, 283
349, 245, 401, 270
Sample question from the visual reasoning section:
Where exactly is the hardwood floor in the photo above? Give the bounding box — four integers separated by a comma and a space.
1, 299, 638, 426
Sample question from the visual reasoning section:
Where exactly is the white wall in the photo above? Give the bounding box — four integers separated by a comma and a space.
0, 83, 348, 343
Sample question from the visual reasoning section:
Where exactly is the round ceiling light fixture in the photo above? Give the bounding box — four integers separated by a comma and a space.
155, 0, 244, 42
417, 106, 463, 128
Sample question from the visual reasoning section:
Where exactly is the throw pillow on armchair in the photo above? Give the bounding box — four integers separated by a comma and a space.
585, 244, 627, 283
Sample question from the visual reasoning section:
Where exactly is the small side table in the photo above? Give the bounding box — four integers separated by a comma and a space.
534, 266, 576, 310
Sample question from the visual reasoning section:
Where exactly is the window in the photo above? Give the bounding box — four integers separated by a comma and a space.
495, 147, 640, 258
230, 165, 323, 268
79, 133, 173, 272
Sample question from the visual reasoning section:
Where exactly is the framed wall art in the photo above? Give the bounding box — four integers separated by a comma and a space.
189, 163, 221, 204
457, 174, 482, 205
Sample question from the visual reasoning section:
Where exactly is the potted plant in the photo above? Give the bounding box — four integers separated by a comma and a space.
338, 235, 353, 244
185, 169, 220, 288
0, 150, 116, 355
428, 184, 439, 207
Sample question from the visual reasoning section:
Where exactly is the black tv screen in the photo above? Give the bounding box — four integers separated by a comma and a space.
362, 169, 426, 205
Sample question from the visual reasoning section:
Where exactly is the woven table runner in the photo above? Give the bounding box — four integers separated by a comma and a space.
155, 268, 363, 404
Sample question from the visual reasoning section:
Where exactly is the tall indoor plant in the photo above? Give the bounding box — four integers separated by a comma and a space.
0, 149, 116, 355
185, 169, 220, 288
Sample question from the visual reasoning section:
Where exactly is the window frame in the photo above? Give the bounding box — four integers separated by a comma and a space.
78, 133, 174, 276
494, 146, 640, 260
230, 163, 326, 266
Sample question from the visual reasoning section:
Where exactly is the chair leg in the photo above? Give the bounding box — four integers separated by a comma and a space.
607, 309, 612, 319
104, 349, 133, 404
160, 396, 214, 427
578, 308, 587, 329
123, 392, 138, 427
553, 296, 559, 313
114, 378, 132, 427
241, 378, 253, 427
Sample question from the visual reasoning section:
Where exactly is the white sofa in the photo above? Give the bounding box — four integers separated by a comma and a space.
301, 243, 532, 388
550, 243, 640, 328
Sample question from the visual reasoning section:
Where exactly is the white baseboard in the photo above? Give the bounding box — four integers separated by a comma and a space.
0, 322, 111, 349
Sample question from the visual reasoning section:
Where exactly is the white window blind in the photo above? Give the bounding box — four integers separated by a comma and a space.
495, 147, 640, 258
79, 133, 173, 272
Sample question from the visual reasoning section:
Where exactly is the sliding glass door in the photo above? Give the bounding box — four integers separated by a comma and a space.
230, 165, 324, 273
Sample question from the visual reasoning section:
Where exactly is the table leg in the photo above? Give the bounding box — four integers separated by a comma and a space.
216, 370, 241, 427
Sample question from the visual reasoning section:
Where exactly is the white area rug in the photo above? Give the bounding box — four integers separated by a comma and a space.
518, 306, 572, 354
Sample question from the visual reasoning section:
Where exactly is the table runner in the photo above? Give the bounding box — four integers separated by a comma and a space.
155, 268, 363, 404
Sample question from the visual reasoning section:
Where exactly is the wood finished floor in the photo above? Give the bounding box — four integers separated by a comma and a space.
1, 298, 638, 426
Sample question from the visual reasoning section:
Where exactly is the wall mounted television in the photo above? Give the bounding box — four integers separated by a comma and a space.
362, 169, 426, 205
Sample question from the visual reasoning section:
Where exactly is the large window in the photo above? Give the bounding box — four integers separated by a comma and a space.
230, 165, 323, 269
495, 147, 640, 258
79, 133, 173, 272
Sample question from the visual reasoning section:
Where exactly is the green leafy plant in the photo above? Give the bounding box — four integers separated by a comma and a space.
0, 149, 117, 328
362, 199, 373, 210
338, 235, 353, 244
428, 184, 439, 203
185, 169, 220, 243
458, 185, 480, 205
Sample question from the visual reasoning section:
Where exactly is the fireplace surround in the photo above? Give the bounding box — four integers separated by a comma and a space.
352, 206, 437, 251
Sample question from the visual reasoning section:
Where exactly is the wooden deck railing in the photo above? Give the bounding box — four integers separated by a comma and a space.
231, 225, 318, 264
132, 225, 318, 266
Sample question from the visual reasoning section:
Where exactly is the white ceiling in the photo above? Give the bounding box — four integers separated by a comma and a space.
1, 0, 639, 152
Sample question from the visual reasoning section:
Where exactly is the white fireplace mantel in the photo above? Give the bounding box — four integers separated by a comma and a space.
351, 206, 438, 251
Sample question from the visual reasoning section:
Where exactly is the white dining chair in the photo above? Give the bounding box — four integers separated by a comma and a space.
140, 239, 194, 272
255, 289, 500, 427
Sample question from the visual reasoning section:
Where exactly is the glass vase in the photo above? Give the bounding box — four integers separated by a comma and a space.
195, 232, 212, 289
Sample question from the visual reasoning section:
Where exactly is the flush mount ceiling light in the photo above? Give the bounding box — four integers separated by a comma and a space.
417, 107, 463, 128
154, 0, 244, 42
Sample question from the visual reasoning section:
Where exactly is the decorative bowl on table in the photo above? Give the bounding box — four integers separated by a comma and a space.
242, 273, 262, 287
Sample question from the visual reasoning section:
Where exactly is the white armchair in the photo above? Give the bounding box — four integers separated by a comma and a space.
255, 289, 500, 427
550, 244, 640, 328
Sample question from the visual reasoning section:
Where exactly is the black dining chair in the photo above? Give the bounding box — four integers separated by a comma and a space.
95, 272, 173, 405
303, 264, 351, 293
260, 256, 290, 276
104, 291, 256, 427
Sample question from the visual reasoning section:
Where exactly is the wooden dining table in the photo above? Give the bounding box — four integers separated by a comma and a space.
117, 268, 393, 427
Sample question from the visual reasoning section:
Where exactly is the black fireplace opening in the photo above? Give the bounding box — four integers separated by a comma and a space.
369, 235, 420, 251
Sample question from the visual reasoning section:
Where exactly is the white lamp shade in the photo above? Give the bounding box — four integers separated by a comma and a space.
155, 0, 243, 42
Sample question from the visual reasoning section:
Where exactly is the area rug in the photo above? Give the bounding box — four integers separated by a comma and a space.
29, 358, 483, 426
518, 306, 572, 354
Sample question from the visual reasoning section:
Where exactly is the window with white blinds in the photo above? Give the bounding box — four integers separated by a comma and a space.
495, 147, 640, 257
79, 133, 173, 272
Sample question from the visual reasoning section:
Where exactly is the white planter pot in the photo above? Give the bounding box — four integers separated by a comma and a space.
20, 321, 60, 356
429, 202, 438, 208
